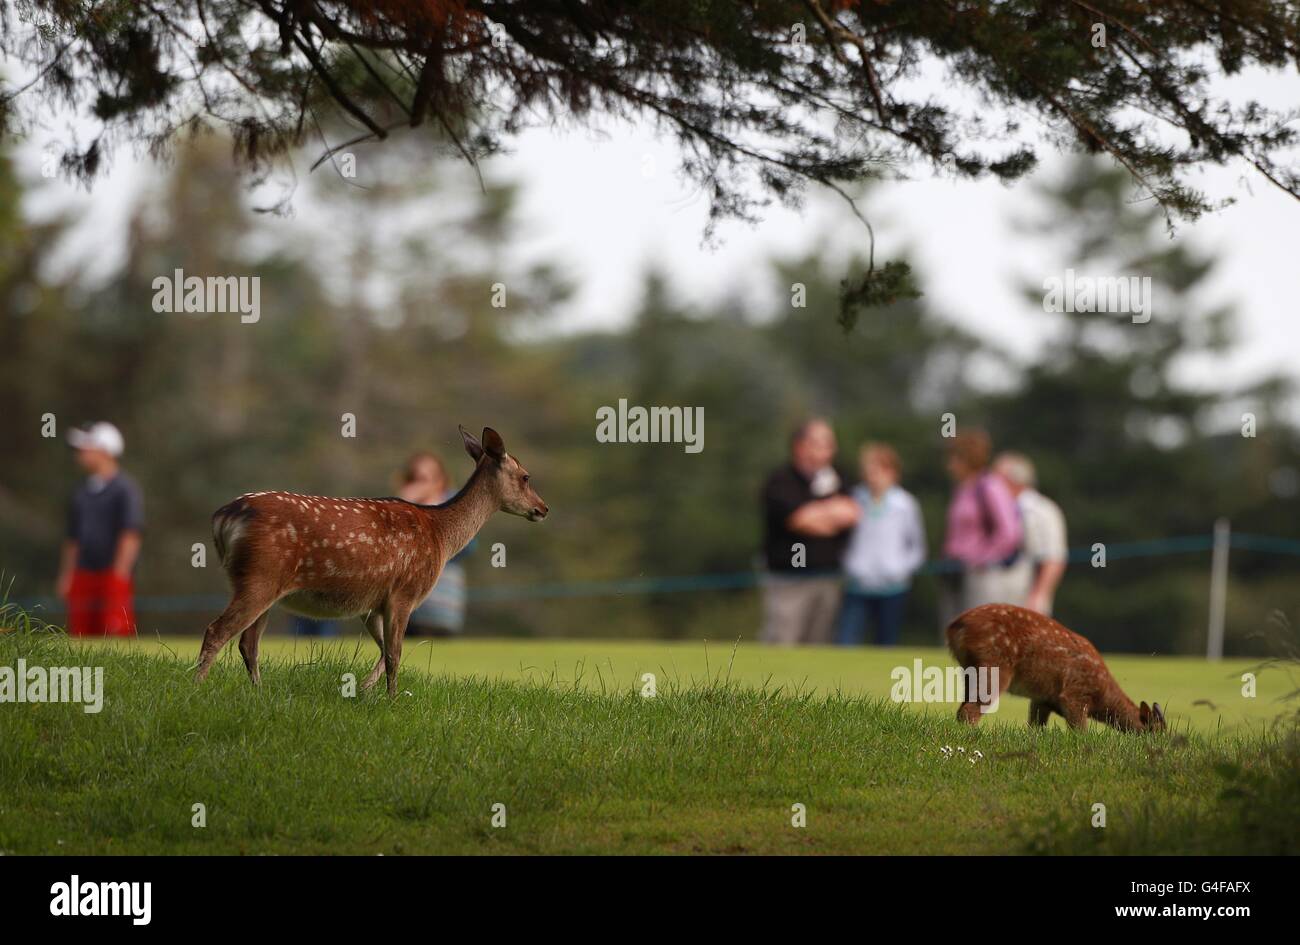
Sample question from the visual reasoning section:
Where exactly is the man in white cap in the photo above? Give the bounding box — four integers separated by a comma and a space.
993, 451, 1068, 616
57, 422, 144, 636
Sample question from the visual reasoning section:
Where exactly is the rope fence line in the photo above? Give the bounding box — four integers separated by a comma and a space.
12, 531, 1299, 613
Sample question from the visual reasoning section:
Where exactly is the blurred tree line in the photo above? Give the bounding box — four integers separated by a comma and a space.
1, 139, 1296, 655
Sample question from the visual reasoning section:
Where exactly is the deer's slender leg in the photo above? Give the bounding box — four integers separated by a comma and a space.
957, 663, 1012, 725
956, 661, 981, 724
238, 610, 272, 685
360, 610, 386, 691
382, 602, 413, 698
197, 590, 277, 681
1028, 700, 1052, 727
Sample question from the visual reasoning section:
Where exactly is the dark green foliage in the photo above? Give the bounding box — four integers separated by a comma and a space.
838, 260, 922, 330
4, 1, 1300, 325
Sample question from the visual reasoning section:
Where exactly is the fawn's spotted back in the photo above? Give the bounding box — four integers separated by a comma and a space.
214, 493, 440, 586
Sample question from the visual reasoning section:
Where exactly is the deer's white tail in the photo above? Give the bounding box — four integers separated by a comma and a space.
211, 500, 256, 568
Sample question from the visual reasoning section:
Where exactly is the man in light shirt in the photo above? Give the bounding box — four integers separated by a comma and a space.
994, 451, 1068, 615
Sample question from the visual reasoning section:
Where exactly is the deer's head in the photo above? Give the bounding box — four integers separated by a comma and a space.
460, 425, 549, 521
1138, 700, 1167, 733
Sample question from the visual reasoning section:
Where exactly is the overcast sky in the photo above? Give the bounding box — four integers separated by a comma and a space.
14, 61, 1300, 410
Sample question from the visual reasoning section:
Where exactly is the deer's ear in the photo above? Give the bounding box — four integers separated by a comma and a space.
481, 427, 507, 460
1139, 701, 1150, 723
460, 425, 485, 462
1153, 702, 1165, 723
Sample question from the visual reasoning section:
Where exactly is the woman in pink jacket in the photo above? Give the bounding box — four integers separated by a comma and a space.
941, 429, 1023, 624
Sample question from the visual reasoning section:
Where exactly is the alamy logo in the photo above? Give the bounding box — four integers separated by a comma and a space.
50, 875, 151, 925
152, 268, 260, 323
1042, 268, 1152, 323
890, 659, 1000, 714
0, 659, 104, 713
595, 399, 704, 454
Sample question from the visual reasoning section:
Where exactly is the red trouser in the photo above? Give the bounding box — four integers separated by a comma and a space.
67, 570, 136, 637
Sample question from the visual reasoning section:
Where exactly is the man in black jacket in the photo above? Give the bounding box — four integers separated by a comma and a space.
759, 418, 860, 645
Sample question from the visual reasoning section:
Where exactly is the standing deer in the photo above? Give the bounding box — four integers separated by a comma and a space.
946, 603, 1166, 732
195, 426, 547, 695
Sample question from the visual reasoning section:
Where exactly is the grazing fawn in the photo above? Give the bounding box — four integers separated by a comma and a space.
946, 603, 1165, 732
195, 426, 548, 695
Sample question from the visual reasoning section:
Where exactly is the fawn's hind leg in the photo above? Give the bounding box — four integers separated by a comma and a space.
238, 610, 272, 685
197, 592, 277, 682
360, 610, 386, 691
956, 664, 1012, 725
1028, 701, 1052, 727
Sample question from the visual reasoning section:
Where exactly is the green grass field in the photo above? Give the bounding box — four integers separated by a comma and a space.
113, 633, 1292, 734
2, 631, 1297, 855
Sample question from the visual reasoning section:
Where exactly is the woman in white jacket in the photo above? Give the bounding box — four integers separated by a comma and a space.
836, 443, 927, 646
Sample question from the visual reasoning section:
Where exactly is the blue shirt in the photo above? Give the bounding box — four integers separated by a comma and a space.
67, 472, 144, 570
841, 485, 926, 595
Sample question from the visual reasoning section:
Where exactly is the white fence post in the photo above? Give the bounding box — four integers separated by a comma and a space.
1207, 518, 1230, 661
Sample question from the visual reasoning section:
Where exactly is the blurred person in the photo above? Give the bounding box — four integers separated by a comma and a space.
940, 430, 1023, 624
400, 452, 471, 636
994, 451, 1068, 615
291, 615, 338, 637
836, 443, 926, 646
57, 422, 143, 637
759, 418, 860, 645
